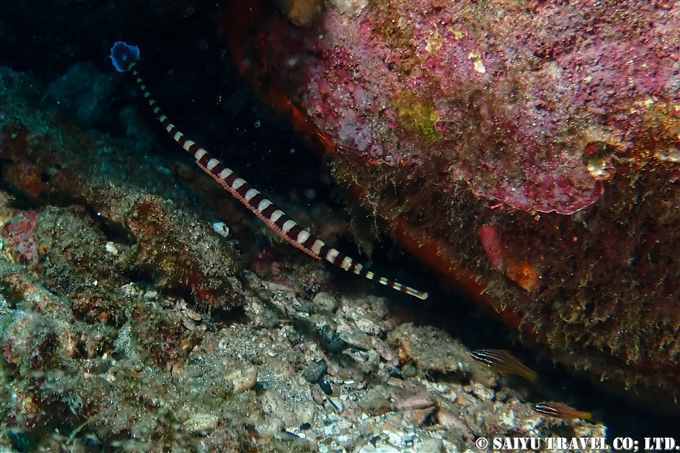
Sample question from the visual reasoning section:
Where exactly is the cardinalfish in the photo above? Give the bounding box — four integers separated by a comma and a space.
531, 402, 596, 421
470, 349, 538, 382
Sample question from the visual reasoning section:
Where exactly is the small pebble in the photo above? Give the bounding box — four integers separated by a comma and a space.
338, 330, 372, 350
226, 367, 258, 394
395, 395, 435, 411
183, 413, 218, 435
105, 242, 118, 255
358, 443, 399, 453
402, 364, 417, 378
416, 438, 443, 453
313, 292, 338, 312
436, 409, 470, 433
329, 396, 344, 412
318, 379, 332, 395
311, 386, 326, 405
471, 382, 495, 401
302, 359, 327, 383
274, 431, 300, 442
183, 307, 202, 321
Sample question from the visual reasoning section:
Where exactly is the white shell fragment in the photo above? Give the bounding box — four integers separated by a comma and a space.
183, 413, 218, 434
212, 221, 230, 238
226, 367, 258, 394
105, 241, 118, 255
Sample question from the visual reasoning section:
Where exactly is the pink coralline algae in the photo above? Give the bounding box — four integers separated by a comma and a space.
2, 211, 41, 270
255, 0, 680, 214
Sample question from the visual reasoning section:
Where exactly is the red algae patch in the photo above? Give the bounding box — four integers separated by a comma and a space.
477, 225, 541, 292
478, 225, 505, 272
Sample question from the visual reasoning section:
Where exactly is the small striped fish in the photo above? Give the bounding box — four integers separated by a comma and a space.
470, 349, 538, 382
531, 402, 595, 421
110, 42, 428, 300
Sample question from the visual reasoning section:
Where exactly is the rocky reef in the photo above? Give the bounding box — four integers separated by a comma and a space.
225, 0, 680, 403
0, 55, 607, 449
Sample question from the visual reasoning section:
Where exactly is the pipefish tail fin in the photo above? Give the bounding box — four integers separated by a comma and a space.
471, 349, 538, 382
108, 42, 429, 301
110, 42, 140, 72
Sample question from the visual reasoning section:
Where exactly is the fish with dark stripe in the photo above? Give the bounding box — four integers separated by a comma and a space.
531, 402, 596, 421
109, 42, 428, 300
470, 349, 538, 382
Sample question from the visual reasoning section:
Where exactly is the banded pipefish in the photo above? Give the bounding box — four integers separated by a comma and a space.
110, 42, 428, 300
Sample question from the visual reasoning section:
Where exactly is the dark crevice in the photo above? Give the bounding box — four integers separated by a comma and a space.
81, 202, 135, 246
210, 305, 248, 328
120, 269, 155, 288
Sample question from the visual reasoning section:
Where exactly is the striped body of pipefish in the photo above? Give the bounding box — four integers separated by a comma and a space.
109, 42, 428, 301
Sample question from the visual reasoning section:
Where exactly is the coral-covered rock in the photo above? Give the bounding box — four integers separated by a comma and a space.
0, 67, 243, 311
224, 0, 680, 402
2, 211, 41, 270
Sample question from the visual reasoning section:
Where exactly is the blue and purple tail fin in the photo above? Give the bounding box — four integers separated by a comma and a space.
110, 41, 140, 72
